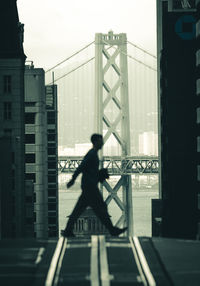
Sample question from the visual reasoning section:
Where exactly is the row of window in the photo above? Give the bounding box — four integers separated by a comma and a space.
25, 172, 57, 183
26, 134, 57, 143
2, 106, 36, 122
2, 107, 57, 125
3, 131, 57, 147
25, 154, 58, 164
25, 112, 56, 124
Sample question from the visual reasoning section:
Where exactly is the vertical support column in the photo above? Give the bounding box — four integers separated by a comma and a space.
120, 34, 133, 235
95, 33, 104, 165
95, 33, 103, 135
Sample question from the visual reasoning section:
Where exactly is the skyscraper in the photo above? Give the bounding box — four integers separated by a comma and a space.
0, 0, 26, 237
196, 0, 200, 236
157, 0, 197, 238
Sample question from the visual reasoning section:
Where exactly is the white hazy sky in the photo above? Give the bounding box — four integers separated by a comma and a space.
17, 0, 157, 70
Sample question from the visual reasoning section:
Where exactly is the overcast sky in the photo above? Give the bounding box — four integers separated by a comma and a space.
17, 0, 157, 70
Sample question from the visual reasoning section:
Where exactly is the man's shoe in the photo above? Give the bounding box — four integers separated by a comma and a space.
110, 227, 127, 236
60, 229, 75, 238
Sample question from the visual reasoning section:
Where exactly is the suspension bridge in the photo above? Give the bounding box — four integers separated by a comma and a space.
45, 31, 158, 236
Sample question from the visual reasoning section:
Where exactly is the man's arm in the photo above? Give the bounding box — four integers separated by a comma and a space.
66, 152, 91, 188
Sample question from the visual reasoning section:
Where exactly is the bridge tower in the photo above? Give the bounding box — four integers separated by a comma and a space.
95, 31, 133, 235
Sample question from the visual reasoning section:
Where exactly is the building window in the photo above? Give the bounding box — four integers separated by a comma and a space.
47, 112, 56, 124
25, 153, 35, 163
48, 170, 56, 175
48, 134, 56, 141
48, 197, 56, 203
48, 156, 56, 161
48, 203, 56, 211
4, 102, 12, 120
48, 143, 56, 148
48, 161, 56, 169
25, 113, 35, 124
48, 148, 55, 155
3, 75, 12, 93
48, 175, 56, 183
25, 134, 35, 144
25, 173, 36, 183
48, 187, 56, 196
48, 129, 55, 133
48, 217, 56, 224
34, 212, 36, 222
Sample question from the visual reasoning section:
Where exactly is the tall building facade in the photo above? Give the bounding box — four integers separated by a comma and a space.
0, 137, 12, 238
24, 64, 48, 238
196, 0, 200, 233
0, 0, 26, 238
45, 85, 59, 237
157, 0, 197, 238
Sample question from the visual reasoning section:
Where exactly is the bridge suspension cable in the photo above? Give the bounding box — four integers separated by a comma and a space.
47, 45, 117, 84
46, 39, 157, 86
103, 40, 157, 71
47, 56, 95, 84
45, 41, 94, 73
127, 41, 157, 59
126, 52, 157, 71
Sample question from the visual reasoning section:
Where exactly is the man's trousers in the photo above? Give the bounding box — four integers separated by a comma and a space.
64, 187, 114, 233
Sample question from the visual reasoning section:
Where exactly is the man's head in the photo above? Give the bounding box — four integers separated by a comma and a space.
91, 133, 103, 150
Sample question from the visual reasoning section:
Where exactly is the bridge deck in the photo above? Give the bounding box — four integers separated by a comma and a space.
0, 236, 200, 286
58, 156, 159, 174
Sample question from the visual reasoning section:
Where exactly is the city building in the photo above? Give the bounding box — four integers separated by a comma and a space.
157, 0, 197, 238
0, 0, 26, 238
0, 137, 12, 238
139, 131, 158, 156
45, 85, 59, 237
24, 67, 59, 239
24, 64, 48, 238
196, 0, 200, 235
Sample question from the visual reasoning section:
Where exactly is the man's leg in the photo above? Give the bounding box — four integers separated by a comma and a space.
89, 190, 127, 236
63, 194, 87, 235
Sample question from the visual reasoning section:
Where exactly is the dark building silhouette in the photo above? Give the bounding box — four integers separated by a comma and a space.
196, 0, 200, 235
157, 0, 197, 239
0, 0, 27, 237
0, 137, 12, 238
46, 85, 59, 238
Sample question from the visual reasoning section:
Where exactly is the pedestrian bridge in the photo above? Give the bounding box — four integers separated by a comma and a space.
1, 235, 200, 286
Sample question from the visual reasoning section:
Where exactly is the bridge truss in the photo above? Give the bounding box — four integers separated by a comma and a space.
58, 156, 159, 175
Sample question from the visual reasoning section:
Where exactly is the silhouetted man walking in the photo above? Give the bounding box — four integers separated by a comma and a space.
61, 133, 127, 237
